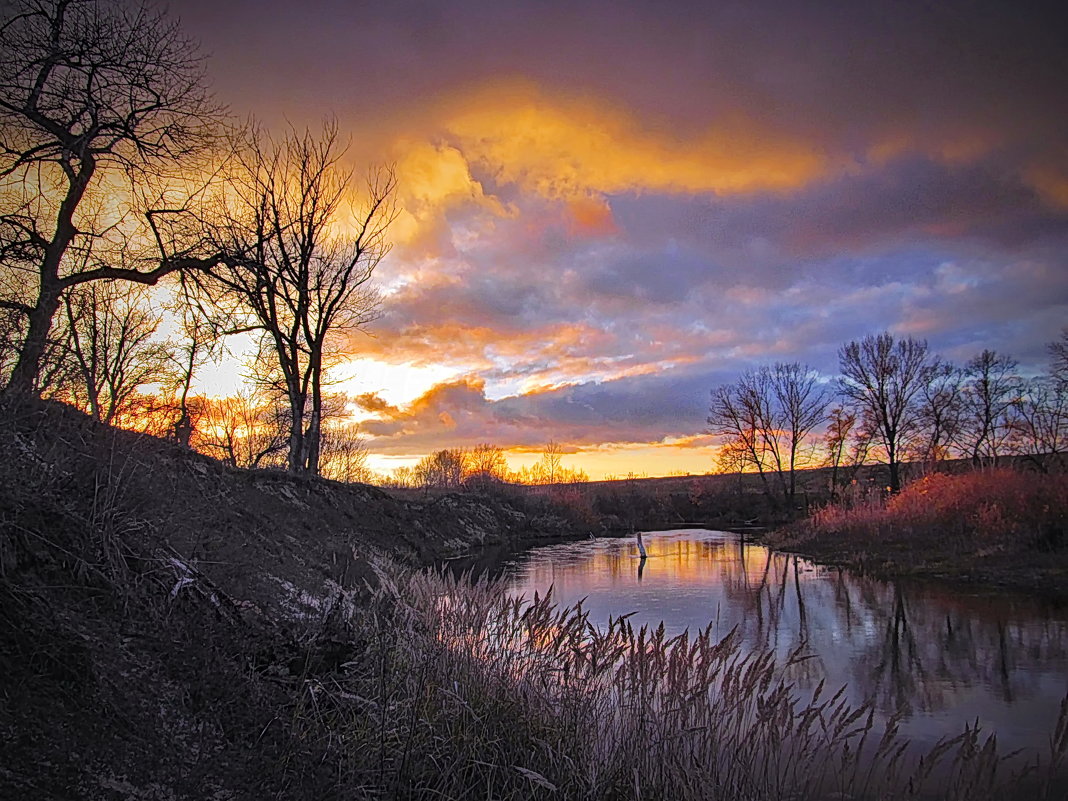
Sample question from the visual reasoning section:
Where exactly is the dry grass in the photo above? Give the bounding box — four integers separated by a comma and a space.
292, 565, 1068, 801
4, 398, 1066, 799
806, 469, 1068, 554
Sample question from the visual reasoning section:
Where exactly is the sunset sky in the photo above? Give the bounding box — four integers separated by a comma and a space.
172, 0, 1068, 478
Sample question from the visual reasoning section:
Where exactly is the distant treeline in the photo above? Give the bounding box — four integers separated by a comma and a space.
707, 329, 1067, 504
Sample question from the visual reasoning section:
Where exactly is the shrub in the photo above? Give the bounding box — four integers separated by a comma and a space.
807, 469, 1067, 552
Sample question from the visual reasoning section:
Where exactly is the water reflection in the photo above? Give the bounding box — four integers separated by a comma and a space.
503, 529, 1068, 753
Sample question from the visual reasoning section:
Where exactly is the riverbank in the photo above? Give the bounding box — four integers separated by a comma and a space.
758, 469, 1068, 601
4, 399, 1066, 799
0, 398, 573, 799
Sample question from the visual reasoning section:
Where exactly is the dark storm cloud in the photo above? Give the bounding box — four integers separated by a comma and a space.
611, 156, 1068, 275
175, 0, 1068, 152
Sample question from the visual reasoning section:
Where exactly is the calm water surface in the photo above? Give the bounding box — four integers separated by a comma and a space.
500, 529, 1068, 755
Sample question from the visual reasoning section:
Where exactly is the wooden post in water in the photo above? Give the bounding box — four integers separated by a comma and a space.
636, 530, 647, 581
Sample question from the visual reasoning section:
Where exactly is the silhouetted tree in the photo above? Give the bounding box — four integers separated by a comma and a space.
956, 349, 1021, 465
709, 376, 776, 500
541, 439, 563, 485
709, 362, 826, 504
913, 360, 964, 464
319, 422, 372, 483
194, 389, 288, 469
194, 122, 395, 474
54, 280, 173, 423
838, 332, 932, 492
771, 362, 828, 503
465, 442, 506, 487
415, 448, 466, 489
0, 0, 219, 393
824, 406, 856, 498
1005, 330, 1068, 470
520, 440, 589, 485
382, 465, 417, 489
1010, 377, 1068, 470
1050, 328, 1068, 387
167, 286, 222, 444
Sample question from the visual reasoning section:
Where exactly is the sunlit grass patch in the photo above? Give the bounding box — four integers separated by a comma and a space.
807, 469, 1068, 554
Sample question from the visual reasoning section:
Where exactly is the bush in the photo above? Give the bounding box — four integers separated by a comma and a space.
808, 469, 1068, 552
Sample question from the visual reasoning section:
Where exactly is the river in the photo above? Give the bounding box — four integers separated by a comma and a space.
489, 528, 1068, 758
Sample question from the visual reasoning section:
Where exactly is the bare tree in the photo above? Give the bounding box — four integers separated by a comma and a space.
913, 360, 964, 464
319, 422, 373, 484
541, 439, 563, 485
0, 0, 219, 393
824, 405, 856, 498
1003, 333, 1068, 470
465, 442, 506, 487
381, 465, 417, 489
956, 349, 1022, 465
1010, 377, 1068, 470
0, 307, 22, 377
526, 441, 589, 485
838, 332, 932, 492
414, 448, 466, 490
709, 363, 826, 504
194, 390, 288, 469
117, 390, 193, 438
1051, 328, 1068, 387
196, 122, 395, 474
770, 362, 828, 503
709, 378, 777, 501
53, 280, 173, 423
166, 286, 222, 444
714, 434, 749, 476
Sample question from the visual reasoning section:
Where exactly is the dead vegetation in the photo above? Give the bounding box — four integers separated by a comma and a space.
3, 398, 1067, 799
768, 468, 1068, 595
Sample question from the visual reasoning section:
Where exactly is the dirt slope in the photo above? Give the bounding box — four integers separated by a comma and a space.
0, 398, 565, 799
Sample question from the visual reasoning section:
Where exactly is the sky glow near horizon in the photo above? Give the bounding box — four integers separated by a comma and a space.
172, 0, 1068, 479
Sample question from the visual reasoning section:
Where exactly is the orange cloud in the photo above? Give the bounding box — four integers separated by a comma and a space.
867, 128, 1001, 168
567, 195, 618, 237
355, 315, 703, 398
441, 81, 830, 199
1024, 163, 1068, 210
357, 372, 718, 479
389, 139, 512, 248
352, 391, 397, 415
361, 375, 491, 441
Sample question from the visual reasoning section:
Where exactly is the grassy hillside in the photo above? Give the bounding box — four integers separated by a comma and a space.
0, 398, 568, 798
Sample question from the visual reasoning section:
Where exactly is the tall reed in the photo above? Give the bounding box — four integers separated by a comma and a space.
292, 564, 1067, 800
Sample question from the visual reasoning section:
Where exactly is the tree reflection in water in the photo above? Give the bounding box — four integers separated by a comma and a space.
505, 529, 1068, 754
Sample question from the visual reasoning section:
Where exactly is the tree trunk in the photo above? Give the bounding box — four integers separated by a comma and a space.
788, 445, 798, 505
6, 287, 62, 395
304, 414, 320, 473
305, 364, 322, 475
888, 458, 901, 494
287, 389, 306, 474
5, 156, 94, 395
